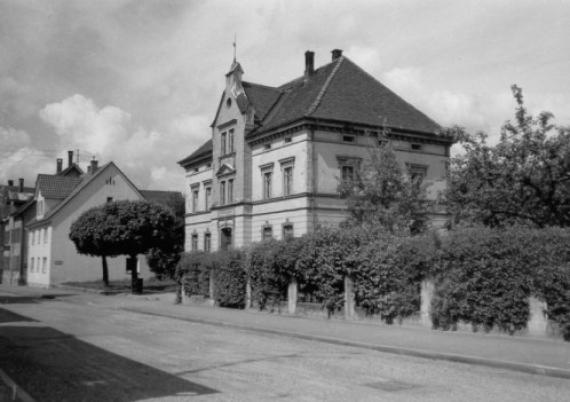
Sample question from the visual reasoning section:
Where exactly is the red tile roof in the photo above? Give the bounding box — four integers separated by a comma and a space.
37, 174, 83, 199
179, 54, 445, 166
177, 139, 212, 168
140, 190, 182, 206
250, 56, 440, 135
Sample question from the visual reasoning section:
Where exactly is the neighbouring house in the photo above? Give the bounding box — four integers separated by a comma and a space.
0, 178, 35, 284
178, 49, 454, 252
25, 152, 181, 288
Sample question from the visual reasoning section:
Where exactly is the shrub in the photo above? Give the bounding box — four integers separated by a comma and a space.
177, 251, 212, 297
246, 238, 305, 310
354, 233, 437, 323
213, 249, 247, 309
430, 226, 570, 335
534, 264, 570, 341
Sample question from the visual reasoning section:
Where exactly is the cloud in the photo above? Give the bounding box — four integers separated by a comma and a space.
382, 66, 515, 138
39, 94, 208, 191
0, 126, 53, 185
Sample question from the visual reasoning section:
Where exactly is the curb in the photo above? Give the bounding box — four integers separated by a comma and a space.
0, 369, 36, 402
121, 307, 570, 380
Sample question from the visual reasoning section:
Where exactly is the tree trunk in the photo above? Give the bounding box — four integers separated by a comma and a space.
128, 255, 141, 294
101, 255, 109, 287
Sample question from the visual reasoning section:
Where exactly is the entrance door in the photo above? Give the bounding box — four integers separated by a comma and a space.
220, 227, 232, 251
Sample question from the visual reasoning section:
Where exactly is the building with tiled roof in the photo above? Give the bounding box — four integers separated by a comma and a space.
21, 155, 179, 288
178, 49, 454, 252
0, 178, 35, 284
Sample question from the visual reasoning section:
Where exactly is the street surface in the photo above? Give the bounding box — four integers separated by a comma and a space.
1, 291, 569, 401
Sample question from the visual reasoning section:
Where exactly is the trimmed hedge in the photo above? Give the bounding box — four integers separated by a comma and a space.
246, 238, 305, 310
355, 233, 436, 323
176, 224, 570, 340
431, 226, 570, 336
177, 251, 212, 298
212, 250, 247, 309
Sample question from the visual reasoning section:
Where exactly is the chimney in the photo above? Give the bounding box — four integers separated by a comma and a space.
90, 159, 98, 174
18, 178, 24, 192
304, 50, 315, 77
331, 49, 343, 61
67, 150, 74, 168
7, 179, 14, 187
56, 158, 63, 174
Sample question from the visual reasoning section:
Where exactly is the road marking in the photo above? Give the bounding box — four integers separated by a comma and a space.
0, 369, 36, 402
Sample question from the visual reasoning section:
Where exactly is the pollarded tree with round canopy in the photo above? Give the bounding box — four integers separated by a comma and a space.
69, 200, 178, 291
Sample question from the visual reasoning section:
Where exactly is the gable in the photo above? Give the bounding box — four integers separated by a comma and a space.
215, 163, 236, 177
31, 162, 144, 228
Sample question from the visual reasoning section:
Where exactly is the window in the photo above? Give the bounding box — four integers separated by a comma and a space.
106, 197, 113, 203
30, 257, 34, 273
284, 136, 292, 143
283, 224, 294, 240
192, 189, 199, 212
263, 171, 272, 199
42, 257, 47, 274
341, 165, 355, 183
220, 181, 226, 205
411, 143, 422, 151
191, 233, 198, 251
205, 187, 212, 210
44, 228, 48, 244
283, 166, 293, 196
407, 163, 428, 186
227, 179, 234, 203
264, 143, 271, 150
262, 225, 273, 241
204, 232, 211, 252
228, 129, 234, 153
221, 132, 227, 154
39, 229, 43, 245
342, 135, 355, 143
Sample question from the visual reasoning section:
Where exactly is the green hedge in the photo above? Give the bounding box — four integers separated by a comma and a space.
177, 251, 212, 297
355, 233, 436, 323
176, 225, 570, 339
431, 226, 570, 336
246, 238, 305, 310
213, 250, 247, 309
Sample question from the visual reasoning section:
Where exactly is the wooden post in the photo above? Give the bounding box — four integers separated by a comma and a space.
344, 276, 355, 319
287, 279, 298, 314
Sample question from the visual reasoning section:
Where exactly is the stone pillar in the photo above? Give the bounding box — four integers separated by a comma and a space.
287, 280, 298, 314
527, 296, 548, 336
344, 276, 355, 319
420, 279, 434, 327
209, 269, 215, 299
245, 277, 252, 309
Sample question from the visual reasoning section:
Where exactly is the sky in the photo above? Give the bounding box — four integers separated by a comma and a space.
1, 0, 569, 192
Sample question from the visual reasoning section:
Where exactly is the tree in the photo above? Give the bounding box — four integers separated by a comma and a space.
448, 85, 570, 227
70, 200, 177, 291
146, 192, 185, 280
68, 207, 111, 286
339, 138, 429, 235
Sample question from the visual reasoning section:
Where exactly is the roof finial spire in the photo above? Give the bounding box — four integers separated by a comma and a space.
232, 33, 237, 63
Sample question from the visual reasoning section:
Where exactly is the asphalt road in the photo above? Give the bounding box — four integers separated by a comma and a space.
1, 292, 569, 401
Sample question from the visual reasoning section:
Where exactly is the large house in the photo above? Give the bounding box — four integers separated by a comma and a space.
178, 49, 453, 252
25, 152, 180, 288
0, 179, 35, 284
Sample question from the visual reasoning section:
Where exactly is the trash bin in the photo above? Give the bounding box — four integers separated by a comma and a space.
132, 278, 143, 295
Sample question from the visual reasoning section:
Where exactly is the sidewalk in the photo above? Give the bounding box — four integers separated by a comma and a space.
2, 284, 570, 379
114, 292, 570, 379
